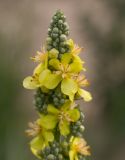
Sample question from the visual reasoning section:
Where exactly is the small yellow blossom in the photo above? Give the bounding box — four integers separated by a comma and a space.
75, 75, 89, 87
26, 118, 54, 158
67, 39, 83, 56
69, 137, 91, 160
31, 47, 47, 63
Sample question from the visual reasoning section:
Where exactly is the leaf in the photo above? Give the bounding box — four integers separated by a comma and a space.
68, 109, 80, 122
47, 104, 59, 114
61, 78, 78, 101
78, 88, 92, 102
23, 76, 39, 89
61, 53, 72, 64
30, 136, 44, 150
49, 58, 60, 70
38, 115, 58, 129
59, 120, 70, 136
43, 131, 54, 142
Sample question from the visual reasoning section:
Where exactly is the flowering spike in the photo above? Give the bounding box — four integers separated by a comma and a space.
23, 10, 92, 160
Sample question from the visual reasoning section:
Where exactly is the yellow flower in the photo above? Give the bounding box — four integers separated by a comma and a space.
26, 118, 54, 159
69, 137, 91, 160
67, 39, 83, 56
74, 74, 92, 102
23, 63, 45, 89
31, 47, 47, 63
75, 74, 89, 87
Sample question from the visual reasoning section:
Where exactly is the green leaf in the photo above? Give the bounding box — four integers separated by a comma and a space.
30, 136, 44, 150
67, 109, 80, 122
38, 115, 58, 129
47, 104, 59, 114
59, 120, 70, 136
49, 58, 60, 70
43, 131, 54, 142
61, 78, 78, 101
23, 76, 39, 89
78, 88, 92, 102
61, 53, 72, 64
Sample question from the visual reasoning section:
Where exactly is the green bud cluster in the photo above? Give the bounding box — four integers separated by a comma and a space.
34, 88, 48, 113
34, 86, 68, 113
38, 139, 69, 160
46, 10, 70, 55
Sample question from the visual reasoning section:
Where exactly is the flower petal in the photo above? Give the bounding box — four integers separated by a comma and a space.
61, 53, 72, 64
78, 88, 92, 102
30, 136, 44, 150
69, 150, 76, 160
38, 115, 58, 129
43, 131, 54, 142
61, 78, 78, 101
33, 63, 45, 75
61, 100, 72, 111
23, 76, 39, 89
68, 61, 83, 73
44, 73, 62, 89
30, 147, 41, 159
67, 109, 80, 122
59, 120, 70, 136
39, 69, 62, 89
47, 104, 59, 114
39, 69, 51, 84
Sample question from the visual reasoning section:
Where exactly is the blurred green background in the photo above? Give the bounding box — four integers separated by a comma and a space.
0, 0, 125, 160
